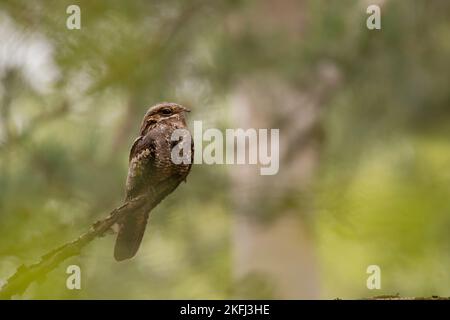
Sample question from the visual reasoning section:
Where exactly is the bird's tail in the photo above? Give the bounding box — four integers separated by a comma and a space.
114, 208, 150, 261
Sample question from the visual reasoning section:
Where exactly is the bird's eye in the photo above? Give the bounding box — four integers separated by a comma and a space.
161, 108, 172, 115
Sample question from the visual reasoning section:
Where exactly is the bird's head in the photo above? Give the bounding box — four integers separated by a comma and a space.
139, 102, 190, 135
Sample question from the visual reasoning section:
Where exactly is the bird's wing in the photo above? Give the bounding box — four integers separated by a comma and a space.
116, 133, 157, 261
125, 133, 157, 200
129, 136, 143, 163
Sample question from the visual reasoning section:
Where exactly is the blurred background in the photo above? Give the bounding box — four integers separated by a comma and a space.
0, 0, 449, 299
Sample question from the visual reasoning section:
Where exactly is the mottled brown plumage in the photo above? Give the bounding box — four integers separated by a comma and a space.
114, 102, 193, 261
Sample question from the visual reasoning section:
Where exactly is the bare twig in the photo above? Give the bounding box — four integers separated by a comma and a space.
0, 195, 148, 299
364, 295, 450, 300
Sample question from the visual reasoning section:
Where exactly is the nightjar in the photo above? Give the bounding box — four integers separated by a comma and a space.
114, 102, 193, 261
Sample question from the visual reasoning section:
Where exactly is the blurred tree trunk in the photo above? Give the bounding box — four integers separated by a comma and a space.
229, 0, 340, 298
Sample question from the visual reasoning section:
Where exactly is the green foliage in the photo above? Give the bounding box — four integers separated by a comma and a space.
0, 0, 449, 298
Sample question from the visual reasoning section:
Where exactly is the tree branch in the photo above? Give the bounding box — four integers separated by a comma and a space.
364, 295, 450, 300
0, 195, 148, 299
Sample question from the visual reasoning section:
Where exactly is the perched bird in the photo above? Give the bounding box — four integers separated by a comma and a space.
114, 102, 193, 261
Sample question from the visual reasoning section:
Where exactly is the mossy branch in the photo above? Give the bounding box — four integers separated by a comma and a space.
0, 196, 148, 299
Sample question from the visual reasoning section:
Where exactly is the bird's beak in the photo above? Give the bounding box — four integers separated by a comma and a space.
181, 106, 191, 113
